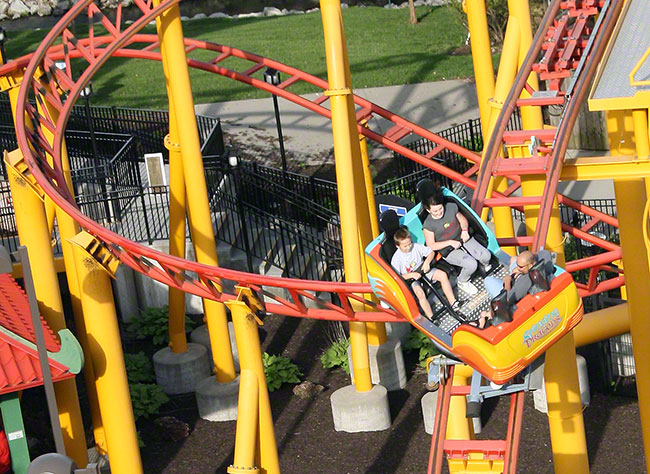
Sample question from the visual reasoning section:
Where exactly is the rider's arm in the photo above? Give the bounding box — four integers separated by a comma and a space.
423, 228, 459, 251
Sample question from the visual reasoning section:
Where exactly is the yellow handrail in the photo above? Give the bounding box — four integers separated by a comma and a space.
629, 43, 650, 87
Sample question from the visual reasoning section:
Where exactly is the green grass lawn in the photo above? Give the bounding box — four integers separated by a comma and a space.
5, 5, 490, 109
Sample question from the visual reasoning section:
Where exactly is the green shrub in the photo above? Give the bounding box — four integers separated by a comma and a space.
262, 353, 303, 392
125, 305, 196, 346
125, 352, 155, 384
129, 383, 169, 422
404, 330, 439, 366
320, 338, 350, 374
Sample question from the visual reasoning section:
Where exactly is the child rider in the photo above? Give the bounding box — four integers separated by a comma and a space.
391, 226, 462, 320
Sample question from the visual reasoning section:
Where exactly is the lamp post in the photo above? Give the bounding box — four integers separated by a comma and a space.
80, 83, 111, 223
263, 67, 287, 176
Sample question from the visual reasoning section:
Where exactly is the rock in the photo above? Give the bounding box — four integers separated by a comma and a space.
0, 3, 8, 15
399, 2, 409, 8
209, 12, 229, 19
180, 15, 189, 21
293, 381, 325, 400
341, 3, 349, 8
288, 9, 304, 15
236, 12, 263, 18
414, 0, 427, 5
192, 12, 207, 20
153, 416, 190, 442
8, 0, 30, 18
37, 0, 52, 16
263, 7, 283, 16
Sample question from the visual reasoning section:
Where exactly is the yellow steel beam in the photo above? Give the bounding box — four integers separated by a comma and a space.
560, 155, 650, 181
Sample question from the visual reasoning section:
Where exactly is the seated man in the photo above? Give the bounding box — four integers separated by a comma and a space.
422, 188, 492, 296
476, 249, 554, 328
391, 226, 462, 320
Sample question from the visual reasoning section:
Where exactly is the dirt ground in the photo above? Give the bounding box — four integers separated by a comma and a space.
136, 314, 647, 474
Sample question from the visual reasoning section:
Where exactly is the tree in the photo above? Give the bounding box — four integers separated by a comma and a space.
409, 0, 418, 24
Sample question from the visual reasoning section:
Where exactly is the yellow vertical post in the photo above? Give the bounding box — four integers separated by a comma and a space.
227, 298, 279, 474
35, 88, 108, 455
508, 3, 588, 472
153, 0, 235, 380
320, 0, 372, 391
5, 88, 89, 467
70, 233, 142, 474
632, 109, 650, 195
156, 15, 189, 354
358, 121, 387, 346
464, 0, 496, 136
608, 109, 650, 474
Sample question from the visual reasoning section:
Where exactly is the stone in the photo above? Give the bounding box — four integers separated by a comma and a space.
293, 381, 324, 400
192, 13, 207, 20
8, 0, 30, 18
153, 343, 211, 395
330, 384, 391, 433
236, 12, 263, 19
341, 3, 349, 8
195, 375, 240, 422
153, 416, 190, 442
180, 16, 189, 21
263, 7, 283, 16
0, 3, 8, 15
209, 12, 229, 19
288, 9, 304, 15
37, 0, 52, 16
305, 8, 320, 13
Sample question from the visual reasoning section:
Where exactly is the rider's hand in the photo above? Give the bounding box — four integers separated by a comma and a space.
410, 272, 422, 280
460, 230, 470, 242
422, 263, 430, 274
450, 240, 462, 250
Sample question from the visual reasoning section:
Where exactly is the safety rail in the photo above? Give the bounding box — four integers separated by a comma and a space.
5, 0, 625, 321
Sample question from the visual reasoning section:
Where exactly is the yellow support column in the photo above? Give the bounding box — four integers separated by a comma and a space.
510, 4, 588, 472
5, 89, 89, 466
157, 27, 189, 354
70, 233, 143, 474
35, 88, 108, 455
609, 110, 650, 474
358, 121, 387, 346
464, 0, 496, 135
154, 0, 235, 381
228, 369, 260, 474
321, 0, 372, 391
227, 296, 279, 474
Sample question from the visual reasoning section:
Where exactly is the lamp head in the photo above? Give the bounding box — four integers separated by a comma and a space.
263, 67, 280, 86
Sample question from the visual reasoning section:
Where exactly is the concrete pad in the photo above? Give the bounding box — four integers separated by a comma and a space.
348, 338, 407, 391
153, 343, 211, 395
385, 321, 412, 346
112, 264, 139, 322
533, 354, 590, 413
195, 375, 240, 422
330, 384, 391, 433
421, 390, 439, 435
190, 322, 240, 373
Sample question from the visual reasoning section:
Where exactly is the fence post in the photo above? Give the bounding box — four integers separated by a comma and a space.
468, 118, 476, 150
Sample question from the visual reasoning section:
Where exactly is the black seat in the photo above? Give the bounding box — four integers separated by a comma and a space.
378, 209, 401, 264
528, 259, 551, 296
416, 178, 437, 224
489, 289, 513, 326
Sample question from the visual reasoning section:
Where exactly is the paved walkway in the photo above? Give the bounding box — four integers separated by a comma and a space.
196, 79, 614, 200
195, 79, 480, 166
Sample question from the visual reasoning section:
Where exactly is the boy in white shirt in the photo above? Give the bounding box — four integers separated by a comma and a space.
391, 226, 461, 320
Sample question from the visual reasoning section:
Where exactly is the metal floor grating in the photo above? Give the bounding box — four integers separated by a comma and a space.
427, 264, 509, 335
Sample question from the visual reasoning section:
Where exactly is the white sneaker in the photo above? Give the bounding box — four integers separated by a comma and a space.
484, 263, 493, 273
458, 280, 479, 296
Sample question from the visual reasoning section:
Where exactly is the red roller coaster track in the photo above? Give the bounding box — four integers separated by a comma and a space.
2, 0, 623, 324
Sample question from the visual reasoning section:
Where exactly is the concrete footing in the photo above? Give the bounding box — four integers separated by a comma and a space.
195, 375, 240, 422
190, 322, 240, 372
385, 322, 412, 346
348, 338, 407, 391
330, 384, 391, 433
421, 390, 439, 435
533, 354, 590, 413
153, 343, 211, 395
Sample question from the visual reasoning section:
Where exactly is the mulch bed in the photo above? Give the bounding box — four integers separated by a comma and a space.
136, 314, 646, 474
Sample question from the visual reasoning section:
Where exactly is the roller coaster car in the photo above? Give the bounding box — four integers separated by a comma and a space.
364, 186, 584, 384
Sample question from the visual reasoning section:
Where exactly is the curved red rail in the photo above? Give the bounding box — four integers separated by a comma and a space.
6, 0, 622, 324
